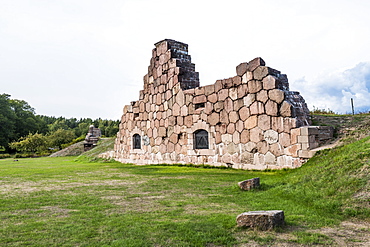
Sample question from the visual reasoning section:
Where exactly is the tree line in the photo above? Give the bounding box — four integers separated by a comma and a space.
0, 94, 119, 154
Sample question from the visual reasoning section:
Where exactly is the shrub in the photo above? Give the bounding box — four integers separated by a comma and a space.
0, 154, 11, 159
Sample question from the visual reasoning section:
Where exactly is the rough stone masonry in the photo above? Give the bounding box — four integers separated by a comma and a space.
112, 39, 333, 169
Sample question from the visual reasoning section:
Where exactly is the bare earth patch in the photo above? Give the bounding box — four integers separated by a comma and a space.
310, 221, 370, 247
234, 221, 370, 246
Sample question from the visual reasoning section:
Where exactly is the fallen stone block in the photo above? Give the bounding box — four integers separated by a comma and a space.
236, 210, 285, 230
238, 177, 260, 190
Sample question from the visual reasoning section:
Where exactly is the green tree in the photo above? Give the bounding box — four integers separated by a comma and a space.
9, 133, 48, 153
0, 94, 16, 148
47, 129, 76, 149
74, 122, 90, 137
9, 99, 47, 139
48, 118, 70, 132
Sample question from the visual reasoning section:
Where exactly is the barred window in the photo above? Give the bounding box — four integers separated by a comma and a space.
194, 129, 209, 149
133, 134, 141, 149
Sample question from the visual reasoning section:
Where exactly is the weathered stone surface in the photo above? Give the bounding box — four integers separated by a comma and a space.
257, 141, 269, 154
193, 95, 206, 104
242, 71, 253, 83
236, 210, 285, 230
262, 75, 278, 90
232, 76, 242, 87
180, 105, 188, 116
220, 110, 229, 124
246, 57, 265, 72
265, 151, 276, 164
235, 120, 244, 132
203, 84, 215, 96
232, 131, 240, 144
250, 101, 264, 115
218, 89, 229, 101
158, 127, 166, 137
258, 115, 271, 131
245, 142, 257, 152
268, 89, 285, 103
238, 177, 260, 190
279, 132, 291, 147
248, 80, 262, 94
214, 101, 223, 112
280, 101, 292, 117
224, 97, 234, 113
208, 93, 218, 103
229, 87, 238, 100
214, 80, 223, 92
270, 143, 284, 156
236, 62, 249, 76
285, 143, 301, 157
194, 86, 205, 96
237, 84, 248, 98
264, 130, 278, 144
245, 115, 258, 129
243, 94, 256, 107
208, 112, 220, 126
257, 90, 268, 103
234, 99, 244, 111
253, 66, 269, 80
250, 127, 263, 143
271, 117, 284, 133
239, 106, 250, 121
184, 115, 193, 127
240, 129, 250, 144
227, 123, 235, 134
215, 132, 222, 144
229, 111, 239, 123
265, 100, 278, 116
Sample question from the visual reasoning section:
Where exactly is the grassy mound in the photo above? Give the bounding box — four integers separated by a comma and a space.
312, 113, 370, 145
49, 141, 85, 157
75, 138, 115, 162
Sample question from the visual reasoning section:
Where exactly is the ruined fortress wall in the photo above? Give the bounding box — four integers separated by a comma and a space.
113, 39, 331, 169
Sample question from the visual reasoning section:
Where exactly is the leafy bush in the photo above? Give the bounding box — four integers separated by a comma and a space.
14, 153, 36, 158
47, 129, 76, 149
0, 154, 11, 159
9, 133, 48, 153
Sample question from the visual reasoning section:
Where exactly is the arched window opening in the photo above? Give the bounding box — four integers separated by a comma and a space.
194, 129, 209, 149
133, 134, 141, 149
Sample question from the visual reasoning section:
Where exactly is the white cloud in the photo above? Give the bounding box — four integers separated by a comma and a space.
292, 62, 370, 114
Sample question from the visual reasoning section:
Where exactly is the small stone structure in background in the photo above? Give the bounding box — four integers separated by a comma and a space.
236, 210, 285, 230
112, 39, 334, 169
238, 177, 260, 190
84, 125, 101, 151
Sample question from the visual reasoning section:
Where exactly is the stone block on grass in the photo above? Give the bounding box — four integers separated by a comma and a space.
236, 210, 285, 230
238, 177, 260, 190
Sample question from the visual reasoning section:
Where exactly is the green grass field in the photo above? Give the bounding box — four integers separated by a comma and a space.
0, 137, 369, 246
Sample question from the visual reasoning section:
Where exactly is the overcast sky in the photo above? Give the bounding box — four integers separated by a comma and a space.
1, 0, 370, 119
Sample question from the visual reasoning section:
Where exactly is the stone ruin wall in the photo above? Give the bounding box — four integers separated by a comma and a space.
112, 39, 333, 169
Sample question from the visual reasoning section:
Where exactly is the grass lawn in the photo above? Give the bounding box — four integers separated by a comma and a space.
0, 137, 369, 246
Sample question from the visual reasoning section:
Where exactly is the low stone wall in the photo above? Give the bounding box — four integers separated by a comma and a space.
113, 39, 333, 170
